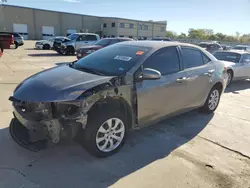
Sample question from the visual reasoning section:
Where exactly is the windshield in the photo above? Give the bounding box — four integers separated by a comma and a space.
95, 39, 112, 46
67, 34, 78, 40
74, 44, 152, 76
232, 46, 247, 50
214, 52, 241, 63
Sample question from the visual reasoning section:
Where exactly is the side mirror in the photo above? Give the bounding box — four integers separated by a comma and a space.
142, 68, 161, 80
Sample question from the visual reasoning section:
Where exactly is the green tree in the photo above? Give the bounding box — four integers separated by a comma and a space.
165, 31, 177, 39
177, 33, 187, 39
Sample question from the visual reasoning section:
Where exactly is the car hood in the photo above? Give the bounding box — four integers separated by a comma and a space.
13, 65, 115, 102
79, 45, 103, 50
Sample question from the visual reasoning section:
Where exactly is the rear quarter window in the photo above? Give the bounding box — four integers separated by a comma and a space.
182, 47, 204, 68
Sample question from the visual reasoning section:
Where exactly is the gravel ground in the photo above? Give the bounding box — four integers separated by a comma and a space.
0, 41, 250, 188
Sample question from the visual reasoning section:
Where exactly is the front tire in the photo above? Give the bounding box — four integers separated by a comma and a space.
82, 107, 127, 157
14, 42, 19, 49
200, 86, 221, 113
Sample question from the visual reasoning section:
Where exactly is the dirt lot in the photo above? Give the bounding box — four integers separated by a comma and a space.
0, 41, 250, 188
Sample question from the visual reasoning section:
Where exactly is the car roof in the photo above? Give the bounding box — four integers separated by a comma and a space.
102, 37, 133, 40
119, 41, 201, 50
75, 33, 99, 36
214, 50, 249, 54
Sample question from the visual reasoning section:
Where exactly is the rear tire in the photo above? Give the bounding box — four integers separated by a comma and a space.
82, 107, 127, 157
200, 86, 221, 113
43, 44, 50, 50
226, 70, 233, 86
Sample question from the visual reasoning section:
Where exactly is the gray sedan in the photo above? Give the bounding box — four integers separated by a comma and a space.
10, 41, 227, 157
213, 50, 250, 85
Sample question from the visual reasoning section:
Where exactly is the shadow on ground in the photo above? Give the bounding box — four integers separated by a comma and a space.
24, 48, 37, 50
225, 80, 250, 94
0, 111, 213, 188
28, 53, 61, 57
55, 62, 71, 66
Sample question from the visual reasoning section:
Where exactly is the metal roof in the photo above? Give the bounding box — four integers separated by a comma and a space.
1, 4, 167, 25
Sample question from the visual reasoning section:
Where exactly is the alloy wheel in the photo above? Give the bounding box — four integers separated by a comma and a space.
208, 89, 220, 111
95, 118, 125, 153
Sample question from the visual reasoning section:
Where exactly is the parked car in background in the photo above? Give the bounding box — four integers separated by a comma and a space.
0, 32, 24, 49
54, 33, 100, 55
198, 42, 223, 53
213, 50, 250, 85
150, 37, 171, 41
76, 37, 133, 59
35, 36, 66, 50
0, 33, 15, 57
221, 44, 232, 51
9, 41, 227, 157
232, 45, 250, 51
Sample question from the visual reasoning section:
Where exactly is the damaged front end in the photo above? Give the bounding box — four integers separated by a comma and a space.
9, 97, 89, 151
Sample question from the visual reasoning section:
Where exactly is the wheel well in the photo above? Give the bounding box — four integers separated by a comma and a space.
227, 69, 234, 78
213, 82, 223, 94
67, 45, 75, 50
87, 97, 133, 129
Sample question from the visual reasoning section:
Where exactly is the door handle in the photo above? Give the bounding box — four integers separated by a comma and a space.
208, 69, 215, 73
176, 77, 187, 83
204, 69, 215, 76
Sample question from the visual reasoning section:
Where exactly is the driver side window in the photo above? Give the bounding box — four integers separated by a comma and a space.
76, 35, 85, 41
143, 47, 180, 75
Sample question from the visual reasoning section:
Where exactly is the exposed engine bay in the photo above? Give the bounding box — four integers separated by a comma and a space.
11, 99, 88, 144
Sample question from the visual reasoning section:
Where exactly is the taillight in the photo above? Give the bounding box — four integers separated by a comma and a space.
11, 35, 14, 44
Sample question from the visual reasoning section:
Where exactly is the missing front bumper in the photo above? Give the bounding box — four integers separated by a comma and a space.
9, 118, 48, 152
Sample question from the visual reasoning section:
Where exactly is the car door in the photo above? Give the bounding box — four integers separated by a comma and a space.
180, 47, 214, 108
237, 54, 250, 78
75, 35, 88, 50
136, 46, 188, 126
86, 35, 98, 45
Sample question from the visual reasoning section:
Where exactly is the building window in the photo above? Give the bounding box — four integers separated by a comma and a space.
143, 25, 148, 30
161, 27, 165, 32
112, 22, 116, 28
120, 23, 125, 28
129, 24, 134, 29
103, 23, 107, 28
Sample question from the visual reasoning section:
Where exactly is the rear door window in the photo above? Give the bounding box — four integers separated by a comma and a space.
143, 47, 180, 75
181, 47, 203, 69
86, 35, 98, 41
